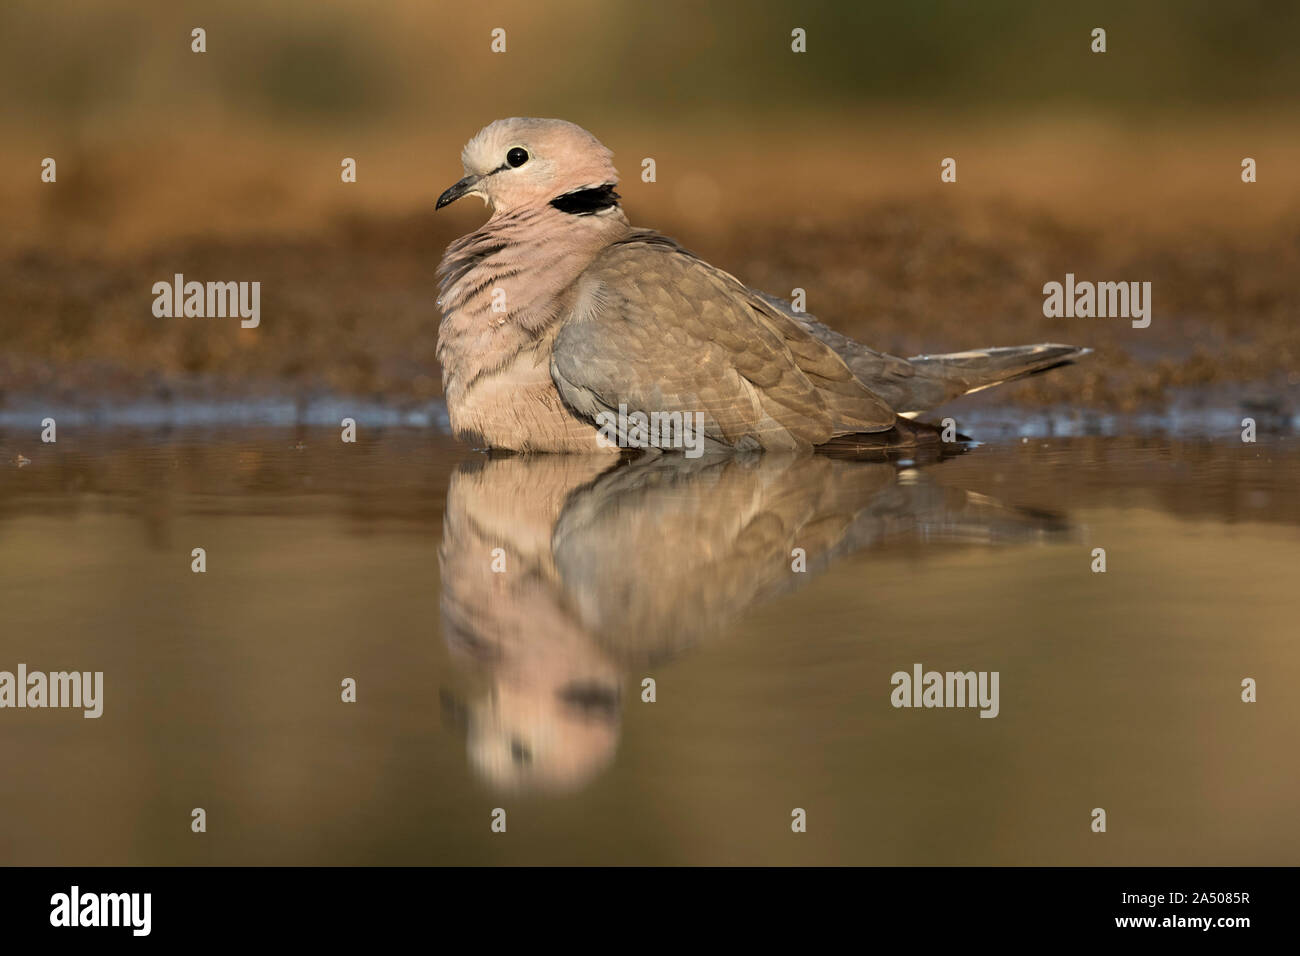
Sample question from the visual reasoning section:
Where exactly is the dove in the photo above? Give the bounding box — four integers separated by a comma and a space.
435, 118, 1088, 455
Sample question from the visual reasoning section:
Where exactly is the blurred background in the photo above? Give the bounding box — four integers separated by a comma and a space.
1, 0, 1298, 415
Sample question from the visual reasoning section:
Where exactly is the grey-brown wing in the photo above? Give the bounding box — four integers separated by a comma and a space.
551, 235, 897, 450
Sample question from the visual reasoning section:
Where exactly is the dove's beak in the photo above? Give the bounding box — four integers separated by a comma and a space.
436, 175, 480, 210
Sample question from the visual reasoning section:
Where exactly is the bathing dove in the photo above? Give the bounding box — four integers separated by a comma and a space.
435, 118, 1087, 454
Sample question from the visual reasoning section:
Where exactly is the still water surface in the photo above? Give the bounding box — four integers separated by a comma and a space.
1, 425, 1296, 864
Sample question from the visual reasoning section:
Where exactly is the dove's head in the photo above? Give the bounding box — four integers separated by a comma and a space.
436, 118, 620, 216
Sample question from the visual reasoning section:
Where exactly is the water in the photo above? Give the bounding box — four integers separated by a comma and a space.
1, 423, 1297, 865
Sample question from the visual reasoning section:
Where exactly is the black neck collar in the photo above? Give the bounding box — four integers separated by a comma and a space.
550, 184, 620, 216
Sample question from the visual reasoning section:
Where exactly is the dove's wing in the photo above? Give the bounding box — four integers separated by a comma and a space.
550, 232, 898, 450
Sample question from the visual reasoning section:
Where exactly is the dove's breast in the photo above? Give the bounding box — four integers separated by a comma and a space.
450, 343, 617, 454
436, 208, 632, 453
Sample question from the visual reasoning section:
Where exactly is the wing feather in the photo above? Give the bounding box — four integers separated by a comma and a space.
550, 233, 897, 451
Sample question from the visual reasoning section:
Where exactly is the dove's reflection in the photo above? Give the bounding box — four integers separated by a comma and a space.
438, 451, 1069, 794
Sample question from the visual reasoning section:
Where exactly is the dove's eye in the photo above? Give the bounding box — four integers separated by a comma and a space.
506, 147, 529, 168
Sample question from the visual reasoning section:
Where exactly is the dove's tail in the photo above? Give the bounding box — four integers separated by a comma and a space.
897, 344, 1091, 417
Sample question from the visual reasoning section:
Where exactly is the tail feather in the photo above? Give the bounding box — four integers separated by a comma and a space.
763, 299, 1089, 418
910, 344, 1090, 385
899, 343, 1090, 415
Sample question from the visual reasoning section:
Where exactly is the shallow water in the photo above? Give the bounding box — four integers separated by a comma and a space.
0, 424, 1297, 865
